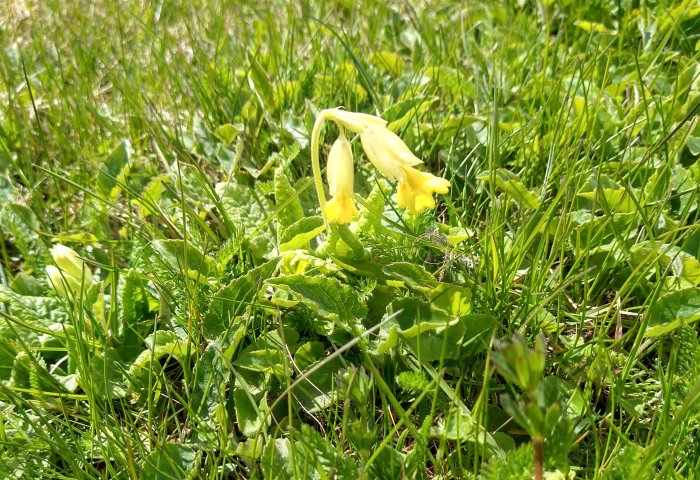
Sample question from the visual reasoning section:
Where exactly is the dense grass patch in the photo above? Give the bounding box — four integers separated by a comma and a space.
2, 1, 700, 478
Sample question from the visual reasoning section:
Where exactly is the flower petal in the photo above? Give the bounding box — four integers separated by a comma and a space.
324, 196, 359, 224
326, 134, 355, 197
323, 108, 386, 134
396, 165, 451, 213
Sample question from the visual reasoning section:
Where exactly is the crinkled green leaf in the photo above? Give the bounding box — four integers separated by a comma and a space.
274, 167, 304, 228
119, 269, 152, 331
265, 274, 367, 335
383, 262, 436, 289
190, 345, 230, 422
385, 298, 465, 361
294, 355, 345, 412
631, 242, 700, 286
429, 282, 472, 316
431, 406, 478, 442
203, 259, 278, 340
217, 179, 277, 259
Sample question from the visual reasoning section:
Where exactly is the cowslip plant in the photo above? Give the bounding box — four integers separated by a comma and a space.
310, 107, 451, 225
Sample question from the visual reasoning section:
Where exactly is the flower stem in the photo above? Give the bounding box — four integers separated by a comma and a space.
311, 111, 328, 226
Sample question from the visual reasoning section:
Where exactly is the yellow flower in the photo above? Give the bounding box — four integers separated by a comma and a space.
46, 244, 94, 299
396, 167, 452, 212
323, 133, 359, 224
360, 125, 450, 213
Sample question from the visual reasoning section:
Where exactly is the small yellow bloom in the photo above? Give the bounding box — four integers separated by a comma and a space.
360, 125, 450, 213
324, 133, 359, 224
396, 166, 452, 213
46, 244, 94, 299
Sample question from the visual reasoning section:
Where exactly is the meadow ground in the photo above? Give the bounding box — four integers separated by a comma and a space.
1, 1, 700, 478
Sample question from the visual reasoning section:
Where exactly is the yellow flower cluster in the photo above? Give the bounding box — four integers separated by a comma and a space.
311, 108, 451, 225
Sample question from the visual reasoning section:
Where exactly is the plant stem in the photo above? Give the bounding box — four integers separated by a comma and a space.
310, 111, 328, 226
534, 436, 543, 480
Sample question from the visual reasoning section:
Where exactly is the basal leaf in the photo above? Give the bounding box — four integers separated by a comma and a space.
190, 345, 230, 422
234, 387, 269, 437
119, 269, 152, 332
217, 178, 277, 259
428, 282, 472, 316
142, 443, 197, 480
203, 259, 279, 340
279, 216, 324, 252
430, 406, 478, 442
383, 262, 436, 289
274, 167, 304, 228
265, 275, 367, 335
387, 298, 465, 361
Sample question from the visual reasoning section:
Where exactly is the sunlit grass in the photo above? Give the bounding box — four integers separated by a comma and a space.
1, 1, 700, 478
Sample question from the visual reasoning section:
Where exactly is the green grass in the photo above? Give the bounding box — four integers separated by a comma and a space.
1, 0, 700, 478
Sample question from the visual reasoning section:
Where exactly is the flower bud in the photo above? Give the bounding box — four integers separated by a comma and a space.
46, 244, 94, 299
324, 133, 359, 224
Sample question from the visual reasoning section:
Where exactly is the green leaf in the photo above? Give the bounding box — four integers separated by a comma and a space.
478, 169, 541, 209
385, 97, 439, 131
142, 443, 197, 480
119, 269, 152, 332
577, 188, 638, 214
97, 141, 130, 195
234, 387, 269, 437
294, 341, 325, 370
429, 282, 472, 317
431, 406, 478, 442
383, 262, 436, 289
630, 242, 700, 286
214, 123, 243, 145
281, 111, 309, 149
261, 438, 293, 480
645, 288, 700, 338
265, 275, 368, 335
274, 167, 304, 228
203, 259, 278, 340
459, 314, 496, 357
294, 355, 345, 412
217, 178, 277, 259
248, 55, 276, 109
369, 50, 404, 76
279, 216, 325, 252
358, 179, 387, 233
190, 345, 229, 422
385, 298, 465, 361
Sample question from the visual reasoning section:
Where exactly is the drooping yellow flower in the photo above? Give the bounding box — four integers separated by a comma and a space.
396, 167, 452, 212
360, 125, 451, 213
324, 132, 359, 224
46, 244, 94, 299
